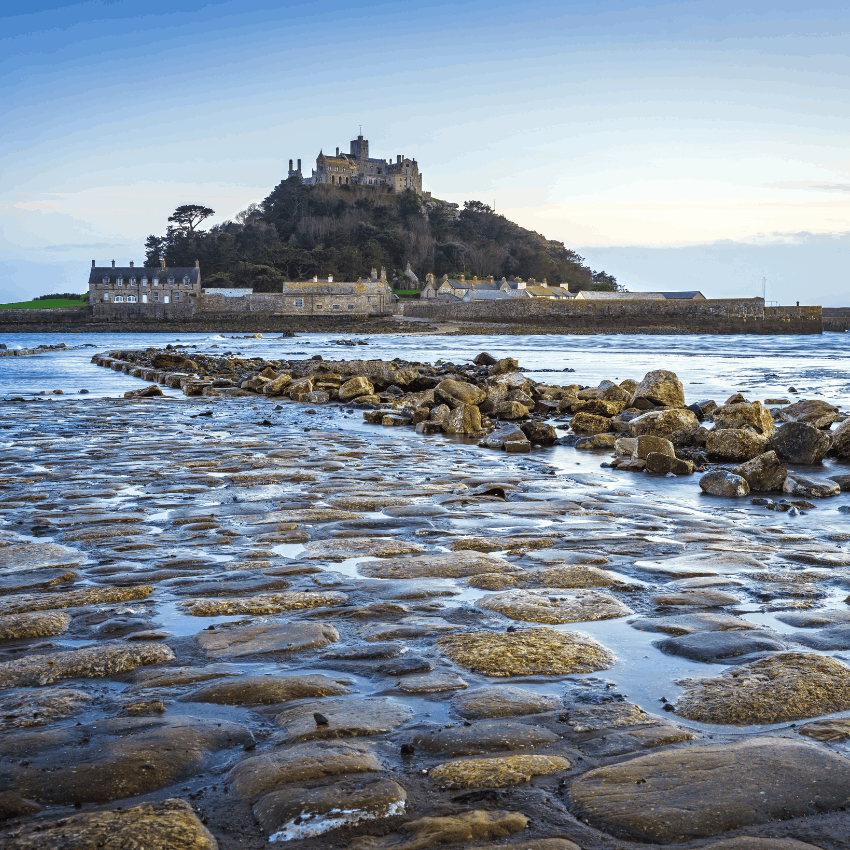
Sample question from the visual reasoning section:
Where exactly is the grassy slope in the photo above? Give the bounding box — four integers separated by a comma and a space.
0, 299, 87, 310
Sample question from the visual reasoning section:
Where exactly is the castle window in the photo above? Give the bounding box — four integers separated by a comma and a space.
295, 299, 303, 307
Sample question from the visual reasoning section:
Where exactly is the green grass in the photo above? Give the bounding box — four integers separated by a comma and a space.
0, 298, 88, 310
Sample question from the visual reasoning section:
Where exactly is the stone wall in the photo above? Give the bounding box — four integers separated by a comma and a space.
91, 302, 195, 322
197, 290, 391, 316
401, 299, 822, 335
0, 308, 89, 325
822, 308, 850, 333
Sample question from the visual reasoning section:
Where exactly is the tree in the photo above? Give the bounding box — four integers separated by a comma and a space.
144, 235, 165, 266
167, 204, 215, 234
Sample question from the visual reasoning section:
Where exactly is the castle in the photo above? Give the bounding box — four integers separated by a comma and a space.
287, 134, 425, 195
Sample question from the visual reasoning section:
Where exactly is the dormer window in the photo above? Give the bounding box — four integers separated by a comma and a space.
183, 276, 189, 285
129, 277, 136, 285
153, 278, 159, 286
102, 276, 109, 285
141, 277, 148, 286
167, 276, 174, 285
117, 277, 123, 286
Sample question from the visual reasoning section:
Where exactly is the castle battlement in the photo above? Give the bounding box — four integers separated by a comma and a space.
288, 134, 425, 195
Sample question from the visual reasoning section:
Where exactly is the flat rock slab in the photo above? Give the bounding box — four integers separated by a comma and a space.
180, 590, 347, 616
430, 754, 570, 789
634, 552, 765, 578
411, 720, 560, 756
799, 717, 850, 742
563, 702, 657, 732
478, 588, 632, 624
274, 697, 414, 742
361, 551, 520, 579
0, 715, 252, 804
195, 621, 339, 657
127, 664, 242, 692
254, 776, 406, 841
185, 674, 349, 705
0, 584, 152, 616
569, 738, 850, 843
397, 672, 467, 693
303, 537, 426, 559
776, 609, 850, 628
226, 740, 380, 796
0, 568, 77, 593
361, 617, 458, 642
0, 641, 174, 687
0, 543, 85, 572
328, 494, 415, 510
438, 628, 615, 676
629, 613, 757, 635
0, 688, 90, 730
0, 611, 70, 641
657, 629, 786, 662
651, 589, 742, 608
698, 840, 825, 850
452, 686, 560, 719
348, 810, 529, 850
675, 652, 850, 724
789, 623, 850, 650
450, 536, 556, 552
578, 723, 695, 758
518, 565, 620, 588
2, 798, 216, 850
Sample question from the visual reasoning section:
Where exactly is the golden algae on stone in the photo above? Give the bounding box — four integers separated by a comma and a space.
429, 754, 570, 789
0, 641, 174, 687
0, 611, 70, 640
0, 585, 153, 616
477, 588, 631, 624
328, 494, 415, 510
303, 538, 426, 559
465, 572, 521, 590
179, 590, 346, 616
519, 564, 620, 588
186, 674, 349, 705
349, 810, 529, 850
362, 551, 521, 580
0, 688, 90, 729
675, 652, 850, 724
2, 798, 217, 850
450, 537, 555, 552
452, 686, 560, 719
438, 628, 614, 676
0, 543, 85, 571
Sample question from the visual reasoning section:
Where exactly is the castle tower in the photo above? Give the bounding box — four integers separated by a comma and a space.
350, 134, 369, 160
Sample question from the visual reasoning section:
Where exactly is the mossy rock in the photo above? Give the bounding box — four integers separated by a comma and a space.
430, 754, 570, 789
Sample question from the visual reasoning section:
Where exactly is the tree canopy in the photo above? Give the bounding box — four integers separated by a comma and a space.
142, 182, 616, 293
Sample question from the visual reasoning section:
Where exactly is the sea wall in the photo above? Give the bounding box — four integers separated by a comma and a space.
198, 290, 391, 316
823, 308, 850, 333
401, 299, 822, 334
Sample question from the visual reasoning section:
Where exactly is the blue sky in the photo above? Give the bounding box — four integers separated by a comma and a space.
2, 0, 850, 304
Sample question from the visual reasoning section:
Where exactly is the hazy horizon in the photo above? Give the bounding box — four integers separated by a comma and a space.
3, 0, 849, 306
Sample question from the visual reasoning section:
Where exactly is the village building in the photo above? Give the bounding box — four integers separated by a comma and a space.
288, 135, 426, 195
88, 259, 201, 305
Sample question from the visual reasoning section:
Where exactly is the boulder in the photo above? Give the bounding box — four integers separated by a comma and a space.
194, 621, 339, 657
263, 373, 293, 395
479, 424, 528, 449
629, 409, 700, 445
452, 686, 560, 719
151, 352, 198, 371
712, 401, 774, 436
771, 421, 833, 464
489, 357, 520, 376
781, 399, 843, 429
124, 385, 163, 399
435, 379, 486, 407
339, 376, 375, 401
274, 698, 414, 742
782, 474, 841, 498
430, 403, 450, 423
492, 401, 530, 419
597, 380, 631, 403
443, 404, 482, 435
699, 469, 750, 498
831, 418, 850, 457
706, 429, 770, 460
571, 399, 625, 417
568, 738, 850, 843
304, 391, 330, 404
570, 412, 612, 434
576, 434, 617, 450
828, 473, 850, 491
473, 351, 498, 366
519, 421, 557, 445
732, 451, 787, 492
630, 369, 685, 409
477, 588, 631, 624
656, 629, 786, 663
633, 435, 675, 459
645, 453, 693, 475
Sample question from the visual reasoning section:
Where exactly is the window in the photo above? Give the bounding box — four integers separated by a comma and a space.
141, 277, 148, 287
316, 304, 323, 310
164, 296, 170, 303
347, 304, 354, 310
129, 277, 136, 285
153, 278, 159, 286
167, 277, 174, 285
103, 293, 110, 301
174, 292, 179, 301
127, 295, 136, 302
183, 276, 189, 285
115, 295, 124, 302
154, 292, 159, 301
332, 304, 340, 310
295, 299, 303, 307
102, 276, 109, 285
117, 277, 123, 286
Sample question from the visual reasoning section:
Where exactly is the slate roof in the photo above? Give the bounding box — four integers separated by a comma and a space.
90, 266, 200, 285
657, 291, 705, 299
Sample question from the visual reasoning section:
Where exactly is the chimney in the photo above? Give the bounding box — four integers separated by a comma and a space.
371, 268, 377, 281
195, 259, 199, 268
91, 260, 95, 268
130, 261, 134, 267
289, 159, 293, 171
111, 260, 115, 267
397, 155, 401, 164
297, 158, 301, 171
336, 147, 339, 156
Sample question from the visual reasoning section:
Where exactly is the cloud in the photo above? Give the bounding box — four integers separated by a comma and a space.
765, 181, 850, 194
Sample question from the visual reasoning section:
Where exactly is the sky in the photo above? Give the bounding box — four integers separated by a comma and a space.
2, 0, 850, 305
